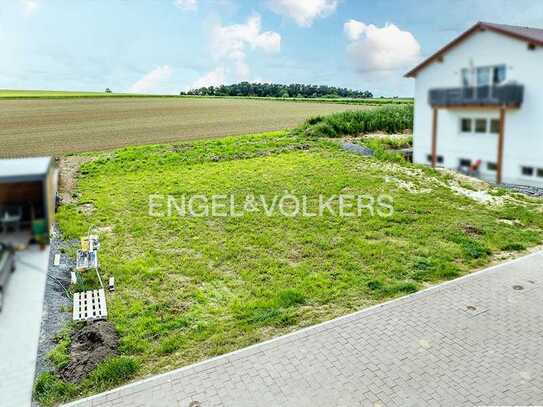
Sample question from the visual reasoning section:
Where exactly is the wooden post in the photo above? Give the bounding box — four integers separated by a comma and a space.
497, 107, 506, 184
431, 108, 438, 168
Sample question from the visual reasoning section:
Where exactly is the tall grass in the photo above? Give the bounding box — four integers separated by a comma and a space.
299, 105, 413, 138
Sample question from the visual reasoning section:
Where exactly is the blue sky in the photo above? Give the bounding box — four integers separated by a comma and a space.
1, 0, 542, 96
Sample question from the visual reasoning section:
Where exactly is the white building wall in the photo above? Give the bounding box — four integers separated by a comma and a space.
413, 29, 543, 186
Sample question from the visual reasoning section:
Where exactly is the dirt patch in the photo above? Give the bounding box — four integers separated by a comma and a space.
78, 203, 96, 215
461, 223, 483, 236
95, 225, 114, 234
58, 156, 95, 204
59, 321, 119, 383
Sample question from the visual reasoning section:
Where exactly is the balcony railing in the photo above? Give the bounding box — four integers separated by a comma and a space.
429, 84, 524, 108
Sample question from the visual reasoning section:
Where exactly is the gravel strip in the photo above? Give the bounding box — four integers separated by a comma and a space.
501, 183, 543, 197
33, 227, 74, 403
341, 142, 374, 156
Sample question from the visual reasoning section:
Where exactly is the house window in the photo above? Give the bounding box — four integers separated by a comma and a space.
490, 119, 500, 134
475, 119, 487, 133
522, 166, 534, 176
459, 158, 472, 167
427, 154, 444, 164
461, 68, 470, 87
538, 169, 543, 178
460, 118, 472, 132
493, 65, 506, 85
474, 65, 506, 86
477, 67, 491, 86
487, 162, 497, 172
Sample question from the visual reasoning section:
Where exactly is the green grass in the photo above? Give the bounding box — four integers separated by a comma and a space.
45, 130, 543, 404
34, 373, 77, 406
299, 105, 413, 138
0, 89, 412, 106
34, 357, 138, 406
0, 89, 170, 99
47, 327, 73, 371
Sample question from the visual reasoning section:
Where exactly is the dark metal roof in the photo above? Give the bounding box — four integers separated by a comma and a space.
406, 22, 543, 78
483, 22, 543, 45
0, 157, 53, 183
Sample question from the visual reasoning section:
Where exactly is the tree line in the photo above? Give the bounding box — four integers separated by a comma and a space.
181, 82, 373, 99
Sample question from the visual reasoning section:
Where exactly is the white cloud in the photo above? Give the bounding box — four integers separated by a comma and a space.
129, 65, 173, 94
212, 15, 281, 59
174, 0, 198, 11
210, 14, 281, 81
21, 0, 39, 16
190, 66, 226, 89
267, 0, 338, 27
344, 19, 366, 41
344, 20, 421, 73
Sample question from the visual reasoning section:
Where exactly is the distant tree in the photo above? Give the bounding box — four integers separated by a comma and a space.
105, 88, 112, 93
184, 82, 373, 99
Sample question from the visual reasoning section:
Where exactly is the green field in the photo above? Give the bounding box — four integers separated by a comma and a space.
0, 89, 412, 104
0, 89, 152, 98
0, 97, 376, 157
36, 130, 543, 405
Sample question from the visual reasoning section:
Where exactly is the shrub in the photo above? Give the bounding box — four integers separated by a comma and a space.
304, 122, 337, 138
300, 105, 413, 138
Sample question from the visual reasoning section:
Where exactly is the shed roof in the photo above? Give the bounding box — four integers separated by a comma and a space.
405, 22, 543, 78
0, 157, 53, 183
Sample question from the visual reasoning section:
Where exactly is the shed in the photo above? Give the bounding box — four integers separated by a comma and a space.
0, 157, 57, 241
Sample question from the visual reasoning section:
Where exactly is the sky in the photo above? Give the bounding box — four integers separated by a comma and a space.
1, 0, 542, 97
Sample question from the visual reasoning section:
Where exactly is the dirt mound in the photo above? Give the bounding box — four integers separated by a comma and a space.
60, 321, 119, 383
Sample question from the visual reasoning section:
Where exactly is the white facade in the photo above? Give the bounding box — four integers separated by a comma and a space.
412, 28, 543, 186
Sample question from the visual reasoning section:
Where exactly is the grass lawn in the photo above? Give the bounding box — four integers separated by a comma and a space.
42, 131, 543, 404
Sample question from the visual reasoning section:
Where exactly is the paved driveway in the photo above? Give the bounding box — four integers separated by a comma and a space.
67, 251, 543, 407
0, 246, 49, 407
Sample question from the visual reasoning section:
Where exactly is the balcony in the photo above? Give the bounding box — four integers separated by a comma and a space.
429, 84, 524, 108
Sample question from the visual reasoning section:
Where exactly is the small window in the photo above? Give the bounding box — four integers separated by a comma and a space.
461, 68, 470, 87
475, 119, 487, 133
426, 154, 444, 164
493, 65, 506, 85
490, 119, 500, 134
477, 67, 491, 86
522, 166, 534, 176
461, 118, 472, 132
459, 158, 472, 167
487, 162, 497, 171
538, 169, 543, 178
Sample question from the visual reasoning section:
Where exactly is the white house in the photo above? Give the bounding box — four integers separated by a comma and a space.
406, 22, 543, 186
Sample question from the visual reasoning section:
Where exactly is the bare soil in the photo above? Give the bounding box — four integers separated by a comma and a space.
60, 321, 119, 383
58, 156, 95, 204
0, 98, 369, 157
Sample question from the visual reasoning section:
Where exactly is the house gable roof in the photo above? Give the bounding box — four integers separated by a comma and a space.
405, 22, 543, 78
